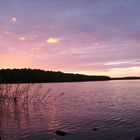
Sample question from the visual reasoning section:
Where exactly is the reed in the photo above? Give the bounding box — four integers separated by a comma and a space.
0, 84, 51, 105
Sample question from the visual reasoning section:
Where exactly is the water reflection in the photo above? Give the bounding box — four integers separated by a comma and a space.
0, 84, 55, 139
0, 81, 140, 140
47, 98, 60, 131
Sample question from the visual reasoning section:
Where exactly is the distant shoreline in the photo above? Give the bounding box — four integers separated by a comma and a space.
111, 77, 140, 81
0, 69, 139, 84
0, 79, 140, 84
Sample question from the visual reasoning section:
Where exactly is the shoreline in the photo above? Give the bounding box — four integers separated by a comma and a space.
0, 78, 140, 84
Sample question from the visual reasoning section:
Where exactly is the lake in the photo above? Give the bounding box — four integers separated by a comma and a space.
0, 80, 140, 140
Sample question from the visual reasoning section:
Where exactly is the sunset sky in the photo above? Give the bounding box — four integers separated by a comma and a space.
0, 0, 140, 77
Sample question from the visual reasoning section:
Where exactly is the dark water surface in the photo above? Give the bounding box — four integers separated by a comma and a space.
0, 80, 140, 140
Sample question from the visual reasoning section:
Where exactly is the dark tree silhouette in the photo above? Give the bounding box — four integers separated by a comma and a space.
0, 68, 111, 83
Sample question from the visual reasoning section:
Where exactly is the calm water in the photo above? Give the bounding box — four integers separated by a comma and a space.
0, 80, 140, 140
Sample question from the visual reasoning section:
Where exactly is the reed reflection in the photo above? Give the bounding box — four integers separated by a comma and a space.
0, 84, 53, 139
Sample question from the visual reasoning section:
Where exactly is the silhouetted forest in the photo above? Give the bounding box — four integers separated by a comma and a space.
0, 69, 111, 83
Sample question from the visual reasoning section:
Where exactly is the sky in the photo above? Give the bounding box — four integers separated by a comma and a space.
0, 0, 140, 77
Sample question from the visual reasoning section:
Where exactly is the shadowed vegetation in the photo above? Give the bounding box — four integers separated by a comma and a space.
0, 68, 111, 84
0, 84, 51, 105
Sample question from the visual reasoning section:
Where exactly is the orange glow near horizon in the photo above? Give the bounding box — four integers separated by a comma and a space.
77, 67, 140, 78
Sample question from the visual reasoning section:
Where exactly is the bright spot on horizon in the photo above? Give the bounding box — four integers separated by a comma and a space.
47, 38, 61, 43
12, 16, 17, 22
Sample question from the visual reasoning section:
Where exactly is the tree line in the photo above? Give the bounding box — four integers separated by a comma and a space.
0, 68, 111, 83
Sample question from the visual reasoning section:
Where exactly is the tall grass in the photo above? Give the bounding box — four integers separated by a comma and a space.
0, 84, 51, 105
0, 84, 54, 140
